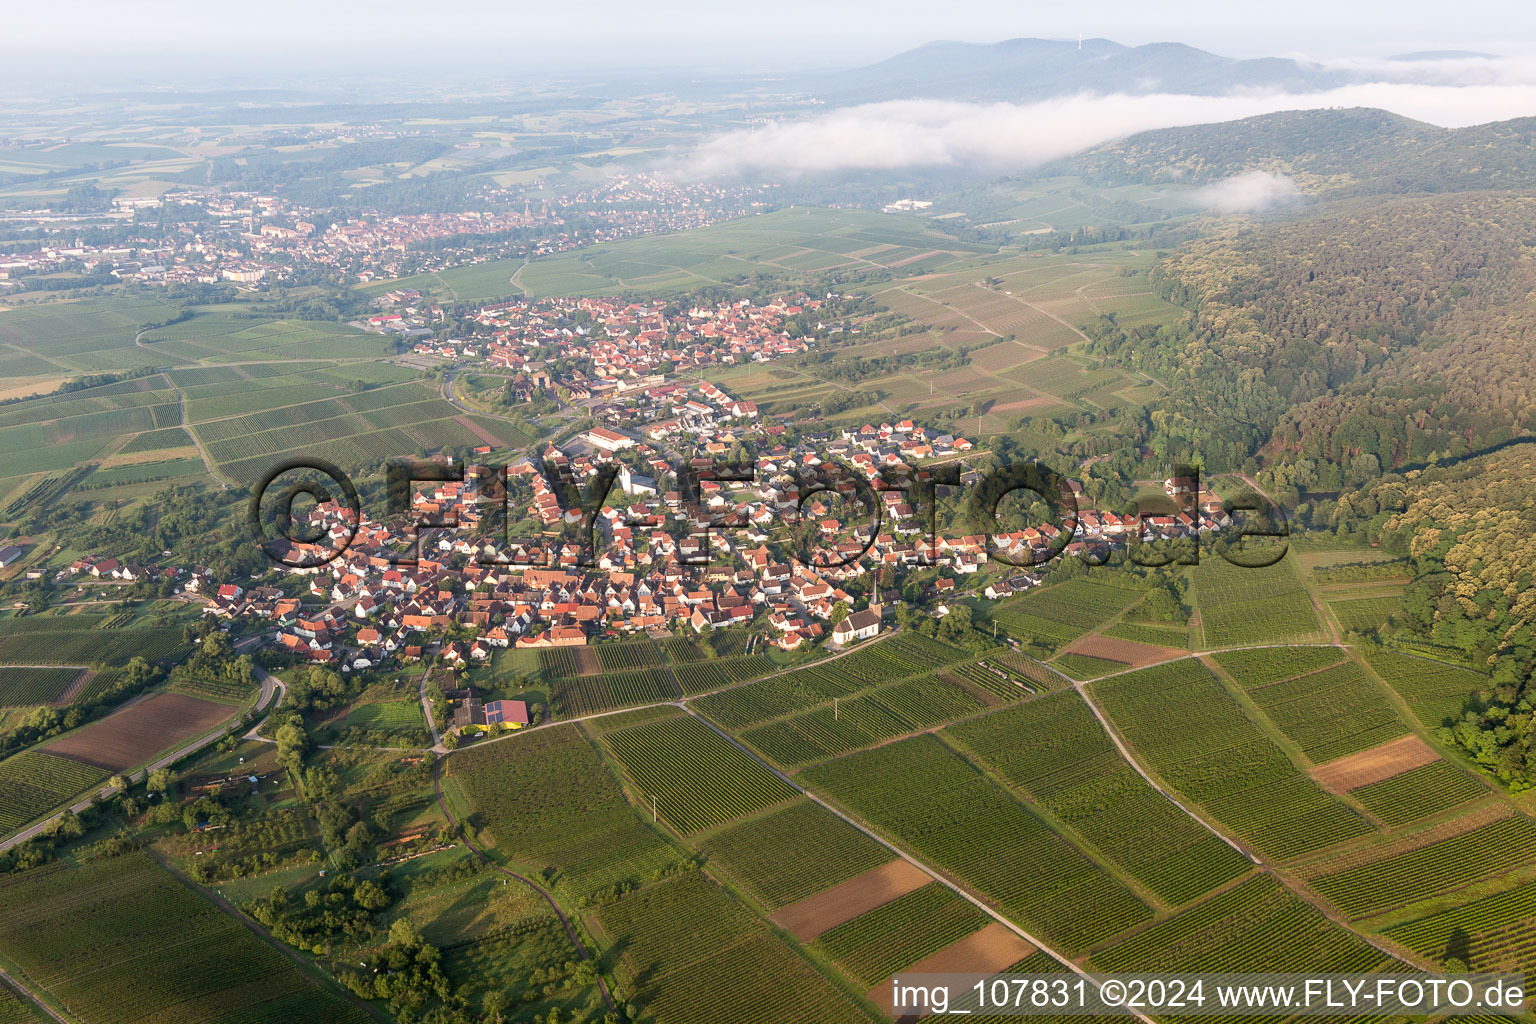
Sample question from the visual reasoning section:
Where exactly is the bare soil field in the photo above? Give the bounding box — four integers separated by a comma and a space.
44, 692, 234, 770
1311, 734, 1440, 792
1064, 633, 1183, 669
866, 923, 1036, 1014
769, 860, 930, 941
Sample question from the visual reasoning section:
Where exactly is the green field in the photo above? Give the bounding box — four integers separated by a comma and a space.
512, 207, 992, 299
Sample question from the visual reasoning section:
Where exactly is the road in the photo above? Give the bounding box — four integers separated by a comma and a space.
418, 665, 445, 752
0, 663, 287, 854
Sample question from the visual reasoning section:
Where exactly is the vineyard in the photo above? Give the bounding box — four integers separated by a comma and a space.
1089, 661, 1373, 858
590, 871, 877, 1024
536, 646, 598, 677
670, 654, 773, 696
740, 673, 989, 769
812, 884, 987, 986
0, 750, 107, 833
1212, 646, 1345, 689
165, 673, 260, 705
594, 641, 663, 672
0, 627, 186, 668
1050, 653, 1125, 680
1385, 877, 1536, 973
1193, 558, 1326, 647
0, 983, 45, 1024
946, 693, 1251, 906
1310, 817, 1536, 918
698, 799, 892, 909
1104, 620, 1190, 649
940, 654, 1060, 700
600, 714, 796, 835
0, 666, 81, 707
988, 579, 1142, 652
0, 852, 374, 1024
1244, 661, 1408, 764
692, 633, 967, 730
802, 734, 1152, 953
1360, 649, 1487, 728
1349, 762, 1489, 826
1089, 874, 1396, 974
548, 667, 678, 717
446, 723, 683, 900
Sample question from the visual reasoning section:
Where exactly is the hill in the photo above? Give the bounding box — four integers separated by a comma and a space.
1045, 108, 1536, 195
799, 38, 1354, 103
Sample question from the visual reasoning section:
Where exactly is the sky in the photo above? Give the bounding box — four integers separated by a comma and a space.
6, 0, 1534, 75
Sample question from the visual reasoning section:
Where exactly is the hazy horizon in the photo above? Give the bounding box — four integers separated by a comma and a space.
4, 0, 1534, 85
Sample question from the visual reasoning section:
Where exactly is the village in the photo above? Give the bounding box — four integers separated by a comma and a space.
0, 173, 770, 292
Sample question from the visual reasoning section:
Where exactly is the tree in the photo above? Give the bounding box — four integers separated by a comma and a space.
146, 768, 173, 794
829, 601, 849, 625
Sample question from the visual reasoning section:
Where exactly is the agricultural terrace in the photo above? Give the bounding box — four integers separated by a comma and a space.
1386, 877, 1536, 974
445, 722, 682, 901
812, 883, 989, 987
801, 734, 1152, 953
0, 666, 84, 707
946, 692, 1251, 906
1349, 762, 1489, 826
0, 625, 187, 668
689, 244, 1180, 435
599, 713, 797, 835
0, 851, 374, 1024
1088, 660, 1373, 858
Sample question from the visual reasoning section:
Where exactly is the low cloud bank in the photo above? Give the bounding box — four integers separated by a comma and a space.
667, 75, 1536, 180
1195, 171, 1301, 212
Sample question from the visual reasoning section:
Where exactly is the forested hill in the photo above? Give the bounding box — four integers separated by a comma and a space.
1084, 189, 1536, 784
1087, 191, 1536, 478
1047, 109, 1536, 196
